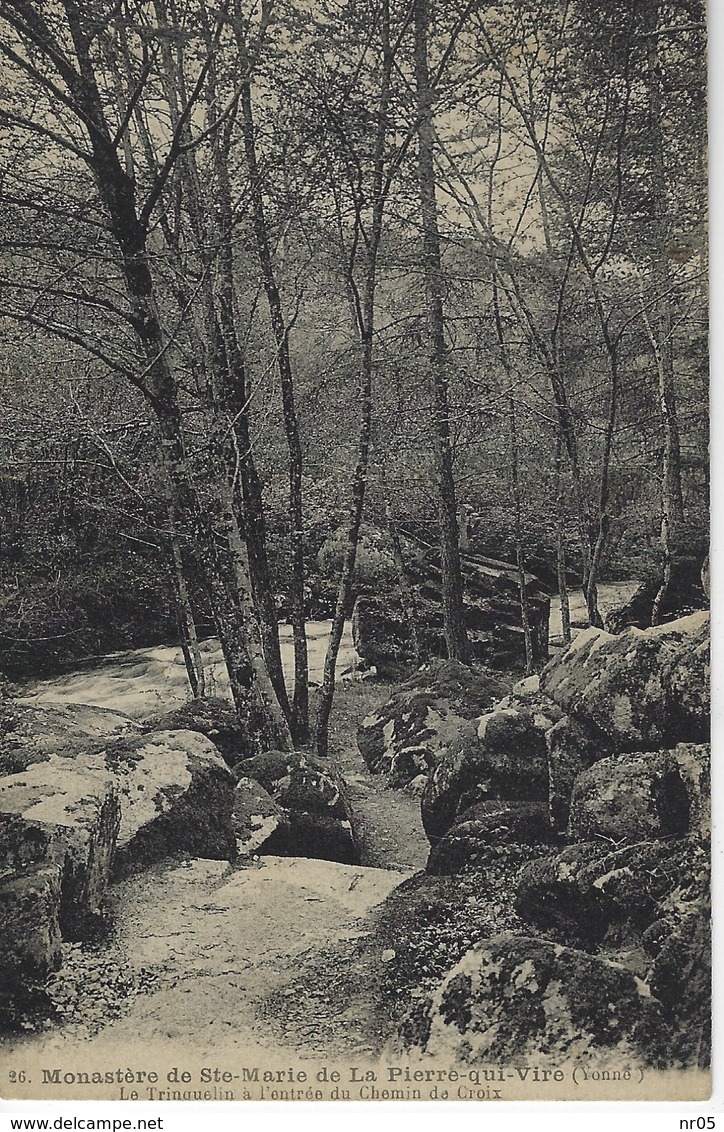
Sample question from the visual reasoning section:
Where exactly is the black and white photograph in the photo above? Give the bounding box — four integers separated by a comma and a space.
0, 0, 712, 1107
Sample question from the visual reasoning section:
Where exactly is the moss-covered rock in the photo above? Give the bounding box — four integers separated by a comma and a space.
357, 660, 509, 786
539, 612, 709, 749
233, 750, 360, 865
421, 692, 561, 842
649, 912, 710, 1068
0, 702, 140, 776
144, 695, 270, 767
568, 751, 691, 843
108, 730, 236, 873
0, 752, 121, 1021
0, 864, 63, 1019
546, 714, 613, 832
231, 777, 290, 856
514, 839, 697, 950
390, 932, 665, 1066
0, 762, 120, 934
235, 750, 349, 818
426, 801, 555, 875
670, 744, 710, 837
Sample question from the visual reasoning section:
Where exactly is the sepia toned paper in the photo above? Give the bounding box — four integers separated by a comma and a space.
0, 0, 714, 1104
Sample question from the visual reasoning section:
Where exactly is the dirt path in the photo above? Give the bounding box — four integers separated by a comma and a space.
3, 700, 428, 1066
337, 752, 429, 873
4, 855, 411, 1068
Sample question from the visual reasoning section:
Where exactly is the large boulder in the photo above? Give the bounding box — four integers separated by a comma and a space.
649, 912, 711, 1069
231, 777, 290, 856
143, 694, 272, 767
0, 754, 121, 1020
234, 749, 360, 865
236, 749, 348, 818
0, 865, 63, 1017
1, 722, 237, 877
391, 932, 665, 1066
106, 730, 236, 873
262, 811, 359, 865
568, 750, 691, 844
426, 800, 555, 875
539, 612, 709, 749
231, 773, 359, 864
670, 744, 710, 837
0, 702, 140, 776
0, 727, 236, 1019
352, 540, 550, 678
546, 714, 612, 832
0, 761, 120, 935
421, 691, 562, 842
514, 839, 697, 950
357, 660, 509, 786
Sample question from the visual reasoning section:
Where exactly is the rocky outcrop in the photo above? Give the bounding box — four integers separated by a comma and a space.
670, 743, 710, 837
357, 660, 509, 786
513, 839, 695, 950
233, 750, 360, 865
392, 933, 664, 1066
426, 801, 554, 875
0, 759, 121, 1020
401, 609, 710, 1071
0, 725, 237, 1018
352, 539, 550, 678
0, 701, 140, 776
421, 691, 562, 842
0, 865, 63, 1016
568, 750, 691, 844
0, 761, 120, 935
539, 612, 709, 748
546, 714, 612, 831
604, 556, 707, 634
1, 723, 237, 878
232, 777, 289, 856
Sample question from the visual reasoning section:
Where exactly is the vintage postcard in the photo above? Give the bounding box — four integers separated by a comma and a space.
0, 0, 712, 1107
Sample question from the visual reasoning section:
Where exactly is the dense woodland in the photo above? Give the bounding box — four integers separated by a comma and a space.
0, 0, 708, 753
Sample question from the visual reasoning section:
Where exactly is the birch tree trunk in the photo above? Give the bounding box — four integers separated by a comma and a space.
413, 0, 468, 663
240, 80, 309, 744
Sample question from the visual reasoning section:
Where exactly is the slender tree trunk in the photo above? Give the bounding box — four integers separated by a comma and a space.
508, 394, 534, 675
644, 0, 684, 542
68, 71, 291, 744
211, 252, 290, 720
385, 498, 422, 665
584, 334, 618, 630
641, 0, 683, 623
554, 432, 572, 646
315, 0, 394, 755
240, 81, 309, 743
215, 327, 291, 719
144, 3, 292, 724
547, 357, 598, 624
169, 18, 291, 722
169, 516, 205, 698
641, 299, 675, 626
413, 0, 468, 663
491, 267, 533, 673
